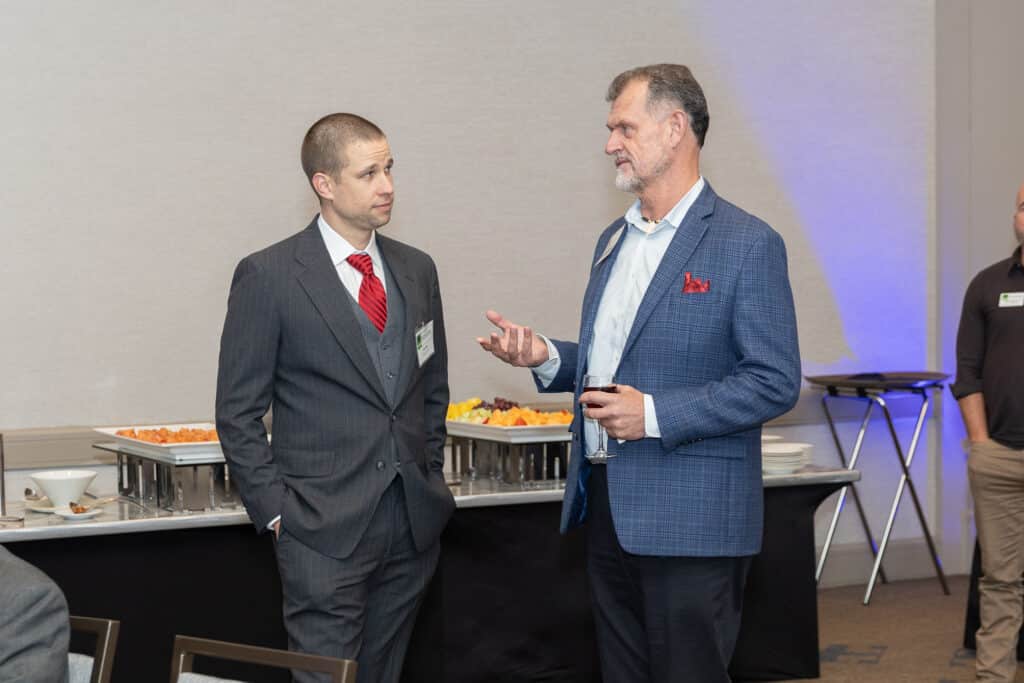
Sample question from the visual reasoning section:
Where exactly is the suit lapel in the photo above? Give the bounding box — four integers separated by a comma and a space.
594, 224, 625, 266
620, 183, 717, 361
293, 223, 389, 407
377, 236, 426, 405
577, 220, 628, 384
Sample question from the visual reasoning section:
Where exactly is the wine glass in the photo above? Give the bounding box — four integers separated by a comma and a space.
582, 374, 617, 463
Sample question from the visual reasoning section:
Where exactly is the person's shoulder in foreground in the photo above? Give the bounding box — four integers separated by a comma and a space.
0, 545, 70, 683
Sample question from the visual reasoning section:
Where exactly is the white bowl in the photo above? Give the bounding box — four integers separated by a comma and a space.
761, 434, 783, 442
30, 470, 97, 509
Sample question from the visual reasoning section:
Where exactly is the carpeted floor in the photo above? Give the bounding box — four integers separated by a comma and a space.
797, 575, 1024, 682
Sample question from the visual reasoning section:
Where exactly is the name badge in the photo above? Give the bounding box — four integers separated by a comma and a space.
415, 320, 435, 367
999, 292, 1024, 308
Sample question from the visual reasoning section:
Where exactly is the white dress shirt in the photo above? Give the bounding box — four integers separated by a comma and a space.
533, 177, 705, 454
317, 214, 388, 298
268, 216, 387, 530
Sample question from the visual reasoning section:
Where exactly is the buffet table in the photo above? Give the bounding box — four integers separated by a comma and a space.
1, 466, 856, 682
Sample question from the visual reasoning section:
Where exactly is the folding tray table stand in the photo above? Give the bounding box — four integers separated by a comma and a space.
808, 372, 951, 604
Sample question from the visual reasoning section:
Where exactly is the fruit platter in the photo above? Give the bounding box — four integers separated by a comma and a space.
446, 397, 572, 444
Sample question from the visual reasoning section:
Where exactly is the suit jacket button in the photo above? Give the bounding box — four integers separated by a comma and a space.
376, 461, 385, 470
391, 414, 397, 422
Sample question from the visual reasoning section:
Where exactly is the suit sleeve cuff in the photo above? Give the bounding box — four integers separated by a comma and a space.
266, 514, 281, 531
644, 394, 661, 438
531, 335, 561, 388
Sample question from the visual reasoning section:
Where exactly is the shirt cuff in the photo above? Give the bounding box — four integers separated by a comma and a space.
531, 335, 561, 388
643, 393, 660, 438
950, 377, 983, 400
615, 393, 660, 445
267, 514, 281, 531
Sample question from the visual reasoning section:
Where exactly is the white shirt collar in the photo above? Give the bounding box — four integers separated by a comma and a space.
623, 176, 706, 233
316, 214, 383, 269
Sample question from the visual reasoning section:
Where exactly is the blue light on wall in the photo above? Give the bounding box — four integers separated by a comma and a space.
684, 2, 933, 375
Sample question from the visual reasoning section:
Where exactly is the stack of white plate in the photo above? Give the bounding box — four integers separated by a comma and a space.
761, 442, 813, 474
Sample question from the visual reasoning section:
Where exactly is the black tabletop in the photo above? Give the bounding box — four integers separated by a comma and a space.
805, 371, 949, 391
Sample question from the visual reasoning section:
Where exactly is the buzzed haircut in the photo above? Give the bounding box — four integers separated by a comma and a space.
301, 113, 385, 187
607, 64, 710, 147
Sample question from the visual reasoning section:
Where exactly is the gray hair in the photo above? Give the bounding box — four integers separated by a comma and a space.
607, 64, 709, 147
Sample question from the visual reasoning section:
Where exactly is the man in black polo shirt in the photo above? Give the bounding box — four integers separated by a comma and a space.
952, 181, 1024, 682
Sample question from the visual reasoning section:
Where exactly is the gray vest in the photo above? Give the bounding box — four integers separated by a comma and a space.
347, 257, 407, 481
347, 258, 406, 407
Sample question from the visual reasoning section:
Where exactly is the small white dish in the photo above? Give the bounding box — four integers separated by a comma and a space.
763, 460, 806, 472
763, 465, 803, 475
25, 497, 58, 514
54, 508, 103, 522
762, 442, 809, 475
761, 434, 783, 442
761, 442, 806, 457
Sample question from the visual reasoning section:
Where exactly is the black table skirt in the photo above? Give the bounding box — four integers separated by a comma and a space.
9, 481, 843, 682
731, 484, 843, 681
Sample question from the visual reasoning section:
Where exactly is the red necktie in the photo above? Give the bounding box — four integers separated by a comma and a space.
346, 253, 387, 333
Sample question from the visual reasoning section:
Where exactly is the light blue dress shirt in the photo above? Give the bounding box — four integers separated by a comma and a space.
533, 177, 706, 455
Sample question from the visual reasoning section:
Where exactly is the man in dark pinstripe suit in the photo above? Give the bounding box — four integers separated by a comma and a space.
216, 113, 454, 683
480, 65, 801, 682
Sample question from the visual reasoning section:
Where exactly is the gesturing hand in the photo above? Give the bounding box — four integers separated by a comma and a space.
476, 310, 550, 368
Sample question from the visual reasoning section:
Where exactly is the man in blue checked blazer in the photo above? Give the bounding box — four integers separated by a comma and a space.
479, 64, 800, 682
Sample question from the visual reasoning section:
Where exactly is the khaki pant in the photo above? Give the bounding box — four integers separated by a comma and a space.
969, 439, 1024, 682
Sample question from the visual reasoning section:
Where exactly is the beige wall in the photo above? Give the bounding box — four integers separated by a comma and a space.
0, 1, 935, 430
2, 1, 1020, 580
965, 1, 1024, 271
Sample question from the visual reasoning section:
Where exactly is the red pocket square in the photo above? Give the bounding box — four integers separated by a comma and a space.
682, 272, 710, 293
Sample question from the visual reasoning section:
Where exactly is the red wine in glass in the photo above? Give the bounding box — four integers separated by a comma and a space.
582, 374, 617, 462
582, 385, 617, 407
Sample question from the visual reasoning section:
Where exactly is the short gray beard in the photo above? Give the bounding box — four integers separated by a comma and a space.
614, 150, 672, 195
615, 169, 643, 193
